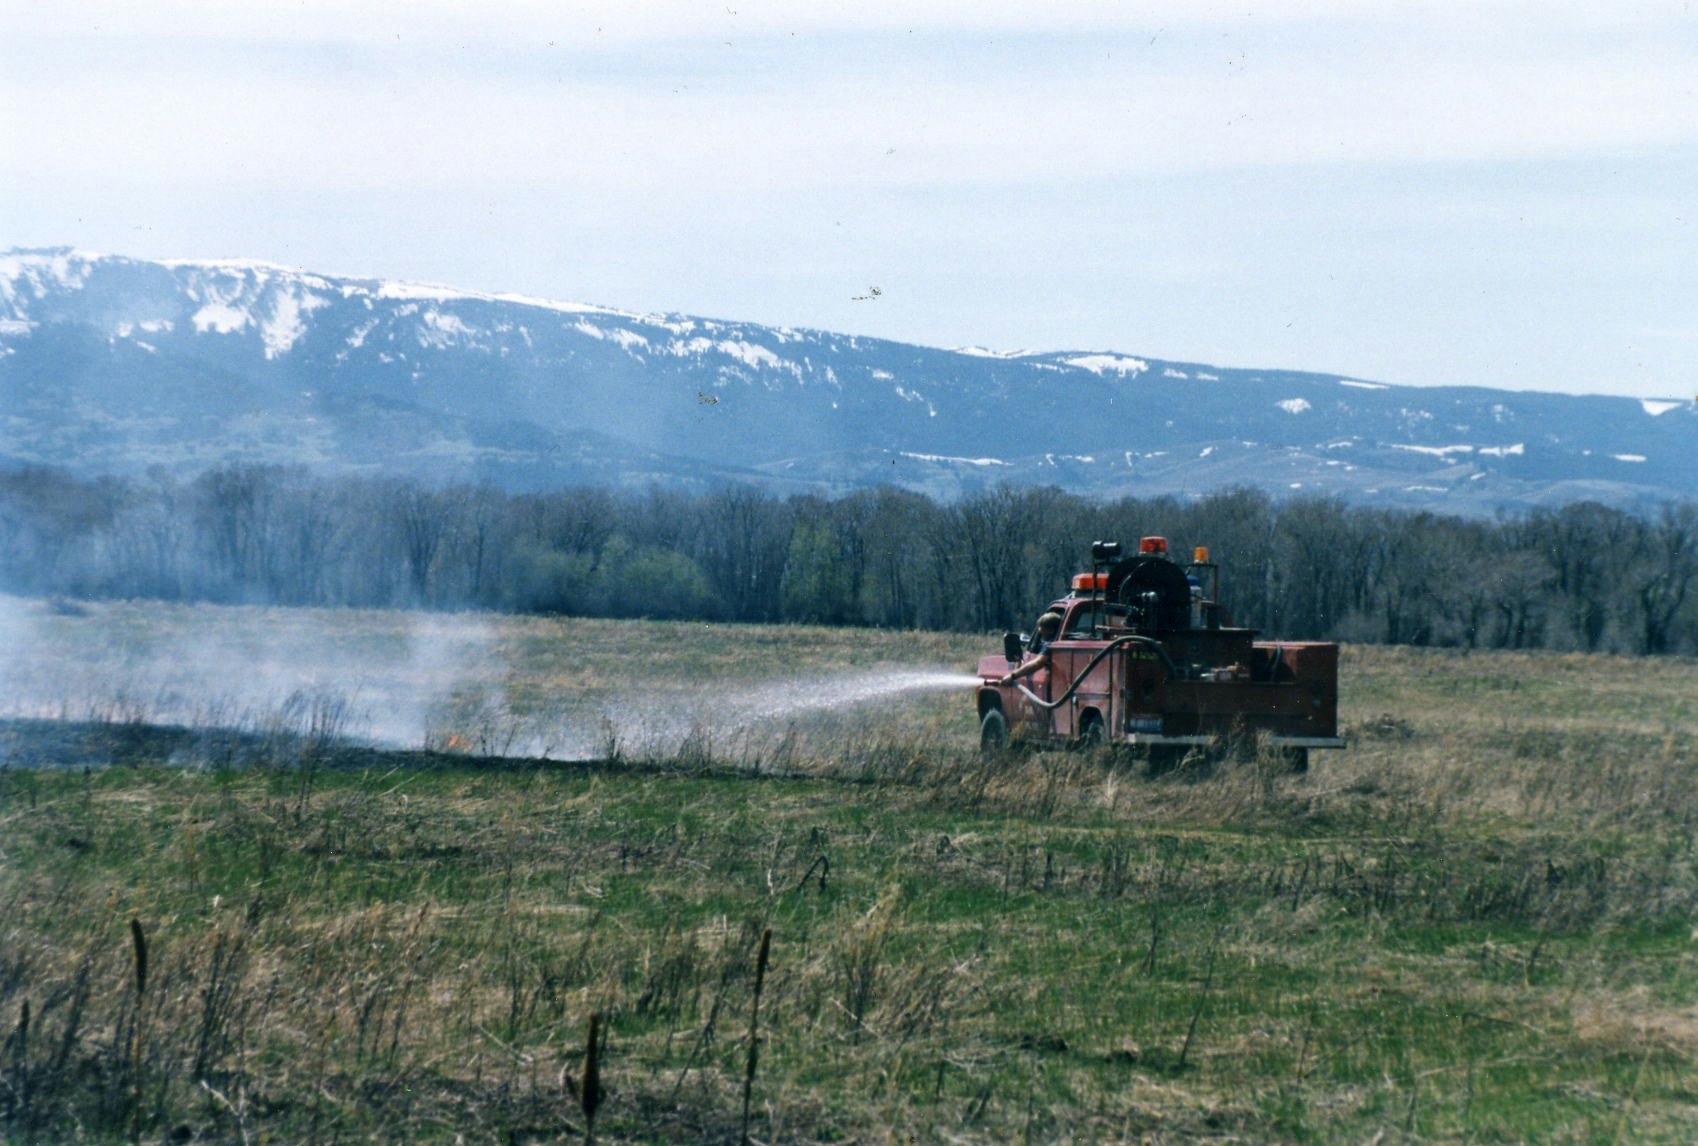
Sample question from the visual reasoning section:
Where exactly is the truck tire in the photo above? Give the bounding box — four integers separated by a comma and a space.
1279, 747, 1309, 774
1145, 745, 1185, 776
1077, 712, 1105, 749
979, 708, 1009, 754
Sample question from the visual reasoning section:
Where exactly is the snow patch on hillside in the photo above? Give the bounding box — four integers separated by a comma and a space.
665, 337, 795, 377
1641, 399, 1682, 416
377, 281, 478, 304
263, 288, 328, 359
901, 452, 1007, 466
345, 319, 379, 350
955, 345, 1029, 359
1613, 454, 1648, 463
1339, 379, 1388, 390
1386, 442, 1525, 460
163, 257, 328, 283
192, 302, 250, 335
1064, 354, 1149, 376
0, 249, 98, 302
1392, 443, 1473, 458
571, 320, 647, 351
1277, 398, 1311, 414
417, 309, 478, 350
364, 278, 640, 322
495, 293, 638, 320
718, 340, 783, 370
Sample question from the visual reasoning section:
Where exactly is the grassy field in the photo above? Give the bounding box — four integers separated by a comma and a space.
3, 599, 1698, 1143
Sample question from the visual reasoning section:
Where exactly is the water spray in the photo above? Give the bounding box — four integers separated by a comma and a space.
0, 595, 987, 768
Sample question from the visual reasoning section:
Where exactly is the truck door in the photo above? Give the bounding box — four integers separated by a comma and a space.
1047, 602, 1104, 738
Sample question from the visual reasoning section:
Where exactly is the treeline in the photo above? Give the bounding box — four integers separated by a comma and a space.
3, 463, 1697, 654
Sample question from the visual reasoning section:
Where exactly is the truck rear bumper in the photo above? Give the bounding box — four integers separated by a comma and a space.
1120, 733, 1346, 750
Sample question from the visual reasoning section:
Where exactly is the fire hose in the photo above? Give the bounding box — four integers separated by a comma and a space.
1010, 635, 1179, 712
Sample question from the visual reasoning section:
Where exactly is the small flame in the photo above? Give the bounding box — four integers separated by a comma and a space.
443, 733, 468, 753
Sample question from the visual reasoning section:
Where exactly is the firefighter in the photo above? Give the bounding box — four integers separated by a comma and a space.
999, 611, 1061, 686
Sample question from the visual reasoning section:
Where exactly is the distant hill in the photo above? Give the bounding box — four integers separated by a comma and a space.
3, 247, 1693, 513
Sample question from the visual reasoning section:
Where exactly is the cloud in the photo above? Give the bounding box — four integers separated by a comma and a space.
10, 1, 1685, 46
6, 2, 1693, 201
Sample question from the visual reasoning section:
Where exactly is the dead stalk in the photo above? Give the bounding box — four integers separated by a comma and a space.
581, 1011, 602, 1146
741, 927, 773, 1146
13, 999, 29, 1116
1176, 923, 1222, 1072
126, 918, 149, 1144
129, 919, 147, 997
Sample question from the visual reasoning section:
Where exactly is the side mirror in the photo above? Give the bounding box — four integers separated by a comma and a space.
1003, 632, 1023, 664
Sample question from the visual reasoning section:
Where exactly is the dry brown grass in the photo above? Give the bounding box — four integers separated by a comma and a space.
4, 607, 1698, 1141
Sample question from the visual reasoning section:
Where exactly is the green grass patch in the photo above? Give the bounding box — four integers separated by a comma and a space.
3, 603, 1698, 1141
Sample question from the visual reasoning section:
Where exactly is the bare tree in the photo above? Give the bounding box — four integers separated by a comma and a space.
1624, 504, 1698, 654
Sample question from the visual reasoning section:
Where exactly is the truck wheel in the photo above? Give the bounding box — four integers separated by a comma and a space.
1145, 745, 1184, 776
979, 709, 1009, 754
1077, 713, 1105, 750
1279, 747, 1309, 774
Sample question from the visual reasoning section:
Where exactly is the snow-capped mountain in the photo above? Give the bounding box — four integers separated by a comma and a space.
2, 247, 1693, 512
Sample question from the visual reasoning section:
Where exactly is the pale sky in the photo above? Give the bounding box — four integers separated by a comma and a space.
3, 1, 1695, 397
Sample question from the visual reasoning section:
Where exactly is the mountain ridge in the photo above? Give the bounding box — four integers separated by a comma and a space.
3, 247, 1693, 513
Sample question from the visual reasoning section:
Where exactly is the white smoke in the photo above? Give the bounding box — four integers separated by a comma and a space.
0, 593, 39, 712
0, 595, 981, 765
0, 595, 497, 748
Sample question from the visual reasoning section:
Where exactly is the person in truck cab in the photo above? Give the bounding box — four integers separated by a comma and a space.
999, 611, 1062, 687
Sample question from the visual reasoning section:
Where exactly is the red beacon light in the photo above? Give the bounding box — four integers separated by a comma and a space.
1138, 536, 1169, 556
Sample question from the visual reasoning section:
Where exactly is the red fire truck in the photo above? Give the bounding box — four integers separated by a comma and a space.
975, 538, 1344, 770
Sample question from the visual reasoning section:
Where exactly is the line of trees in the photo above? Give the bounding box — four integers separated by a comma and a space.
4, 463, 1697, 655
